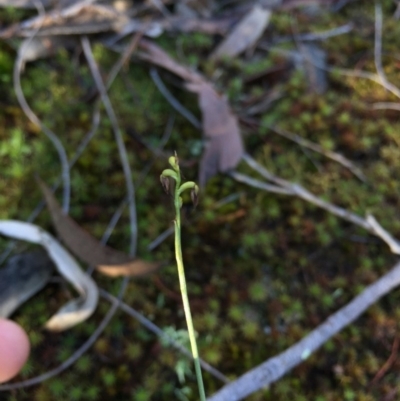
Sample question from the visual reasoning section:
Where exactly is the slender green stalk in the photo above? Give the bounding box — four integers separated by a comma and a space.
161, 154, 205, 401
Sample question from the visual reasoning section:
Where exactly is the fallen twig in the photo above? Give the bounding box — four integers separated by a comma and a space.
370, 335, 399, 386
266, 125, 366, 182
372, 102, 400, 111
264, 4, 400, 104
150, 68, 202, 129
228, 171, 293, 195
14, 1, 71, 213
239, 153, 400, 254
208, 259, 400, 401
81, 36, 138, 257
273, 23, 354, 43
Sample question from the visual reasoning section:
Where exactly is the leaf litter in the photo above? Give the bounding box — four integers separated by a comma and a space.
209, 5, 271, 61
1, 0, 391, 398
0, 220, 99, 331
37, 177, 162, 277
138, 39, 244, 186
0, 251, 54, 318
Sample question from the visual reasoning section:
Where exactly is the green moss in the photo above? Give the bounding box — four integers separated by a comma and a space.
248, 282, 268, 302
1, 2, 400, 400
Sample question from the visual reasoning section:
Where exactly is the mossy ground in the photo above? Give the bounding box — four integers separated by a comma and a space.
1, 1, 400, 400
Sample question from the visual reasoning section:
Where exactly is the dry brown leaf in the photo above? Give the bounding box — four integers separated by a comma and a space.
97, 260, 161, 277
37, 176, 130, 265
0, 3, 130, 38
139, 39, 203, 84
37, 177, 161, 277
210, 6, 271, 61
186, 82, 238, 137
186, 82, 244, 186
298, 43, 328, 94
139, 40, 244, 186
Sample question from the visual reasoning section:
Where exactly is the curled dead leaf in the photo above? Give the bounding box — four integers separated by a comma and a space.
0, 220, 98, 331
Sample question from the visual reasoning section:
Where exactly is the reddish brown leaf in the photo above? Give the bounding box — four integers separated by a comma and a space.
37, 177, 161, 277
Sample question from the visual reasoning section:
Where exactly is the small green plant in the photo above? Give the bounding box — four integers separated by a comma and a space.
160, 153, 205, 401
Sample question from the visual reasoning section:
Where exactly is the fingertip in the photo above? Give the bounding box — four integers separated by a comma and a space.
0, 318, 30, 383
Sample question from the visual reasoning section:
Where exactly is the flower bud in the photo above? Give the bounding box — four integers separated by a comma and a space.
168, 154, 179, 171
160, 175, 170, 194
190, 185, 199, 207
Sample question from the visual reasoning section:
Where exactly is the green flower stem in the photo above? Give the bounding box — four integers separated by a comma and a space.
171, 163, 206, 401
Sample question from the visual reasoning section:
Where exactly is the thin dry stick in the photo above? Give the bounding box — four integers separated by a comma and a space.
280, 23, 354, 42
370, 335, 399, 386
208, 260, 400, 401
372, 2, 400, 111
347, 2, 400, 100
150, 67, 202, 129
374, 2, 387, 88
267, 5, 400, 103
266, 125, 366, 182
366, 215, 400, 254
14, 3, 71, 213
328, 3, 400, 101
228, 171, 293, 195
240, 153, 400, 254
372, 102, 400, 111
0, 18, 157, 395
240, 153, 289, 188
106, 30, 143, 88
81, 36, 138, 257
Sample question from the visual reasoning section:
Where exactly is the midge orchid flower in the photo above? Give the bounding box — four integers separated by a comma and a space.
160, 154, 199, 207
160, 153, 205, 401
